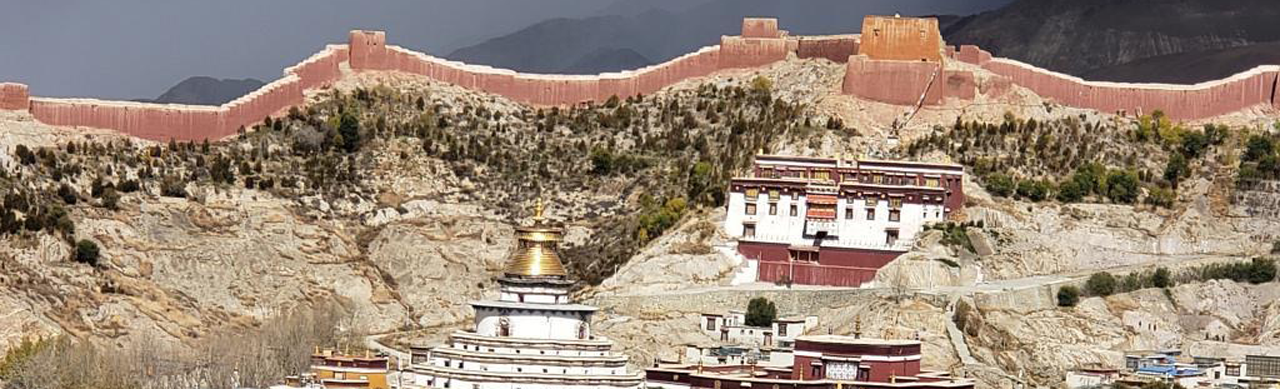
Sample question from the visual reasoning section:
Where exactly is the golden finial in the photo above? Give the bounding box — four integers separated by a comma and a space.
533, 198, 545, 220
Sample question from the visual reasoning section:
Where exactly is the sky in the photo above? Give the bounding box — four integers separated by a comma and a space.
0, 0, 1010, 100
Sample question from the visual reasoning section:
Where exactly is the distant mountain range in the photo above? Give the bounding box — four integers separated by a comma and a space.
449, 0, 1280, 84
942, 0, 1280, 83
445, 0, 1010, 75
140, 77, 265, 105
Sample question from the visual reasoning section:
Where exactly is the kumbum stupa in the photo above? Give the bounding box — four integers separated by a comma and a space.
406, 200, 645, 389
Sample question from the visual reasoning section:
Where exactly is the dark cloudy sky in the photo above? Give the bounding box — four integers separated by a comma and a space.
0, 0, 1011, 100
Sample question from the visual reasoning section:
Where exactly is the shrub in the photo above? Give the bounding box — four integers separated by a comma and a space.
1163, 153, 1189, 187
1086, 272, 1117, 296
1272, 241, 1280, 254
1105, 170, 1140, 204
14, 145, 37, 165
745, 297, 777, 327
1016, 179, 1052, 202
985, 173, 1015, 197
100, 188, 120, 210
160, 176, 188, 198
1153, 267, 1172, 288
1057, 285, 1081, 307
74, 239, 100, 267
1056, 177, 1087, 203
1146, 186, 1176, 208
57, 184, 78, 205
1248, 258, 1277, 284
118, 179, 141, 193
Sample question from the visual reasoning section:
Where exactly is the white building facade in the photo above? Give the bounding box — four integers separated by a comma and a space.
725, 155, 965, 287
407, 204, 644, 389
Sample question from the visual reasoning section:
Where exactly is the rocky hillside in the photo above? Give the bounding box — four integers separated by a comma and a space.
0, 53, 1277, 389
943, 0, 1280, 83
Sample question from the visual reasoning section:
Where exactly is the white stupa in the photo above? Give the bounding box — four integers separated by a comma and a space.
407, 200, 645, 389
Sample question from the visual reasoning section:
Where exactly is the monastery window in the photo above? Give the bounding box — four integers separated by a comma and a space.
790, 204, 798, 217
499, 317, 510, 337
743, 224, 756, 238
1227, 364, 1240, 376
779, 323, 788, 337
769, 190, 780, 201
768, 203, 777, 215
814, 170, 830, 181
746, 204, 757, 215
745, 188, 760, 199
890, 198, 902, 208
872, 174, 883, 184
845, 207, 854, 220
707, 318, 717, 331
866, 208, 876, 221
890, 209, 901, 222
886, 229, 899, 246
926, 177, 940, 187
579, 323, 589, 339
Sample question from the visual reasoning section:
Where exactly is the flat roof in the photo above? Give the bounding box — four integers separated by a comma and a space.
796, 335, 920, 346
470, 300, 598, 312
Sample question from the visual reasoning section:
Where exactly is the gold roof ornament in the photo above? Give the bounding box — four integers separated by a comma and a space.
503, 198, 568, 278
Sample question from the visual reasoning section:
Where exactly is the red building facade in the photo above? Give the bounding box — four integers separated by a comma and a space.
646, 336, 972, 389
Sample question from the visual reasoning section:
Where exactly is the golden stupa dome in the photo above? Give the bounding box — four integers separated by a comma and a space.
503, 199, 568, 278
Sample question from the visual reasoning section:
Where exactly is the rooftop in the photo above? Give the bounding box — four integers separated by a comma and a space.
795, 335, 920, 347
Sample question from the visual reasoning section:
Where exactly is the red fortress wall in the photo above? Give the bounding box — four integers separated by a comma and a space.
952, 46, 1280, 120
346, 18, 801, 106
0, 83, 30, 110
11, 45, 346, 142
4, 16, 1276, 143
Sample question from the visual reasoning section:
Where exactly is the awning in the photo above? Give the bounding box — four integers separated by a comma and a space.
807, 194, 838, 205
806, 208, 837, 219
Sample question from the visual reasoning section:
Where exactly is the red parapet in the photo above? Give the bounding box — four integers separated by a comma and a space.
349, 30, 388, 70
741, 18, 781, 38
797, 37, 859, 63
0, 83, 30, 110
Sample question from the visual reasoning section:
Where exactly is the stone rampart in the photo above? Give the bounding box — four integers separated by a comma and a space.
795, 35, 860, 63
842, 55, 975, 106
349, 19, 793, 106
21, 45, 345, 141
859, 15, 943, 62
741, 18, 783, 39
8, 15, 1278, 142
980, 59, 1279, 120
0, 83, 29, 111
